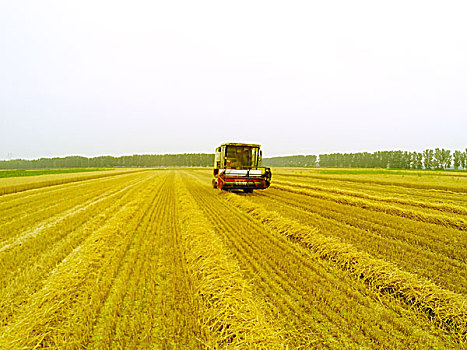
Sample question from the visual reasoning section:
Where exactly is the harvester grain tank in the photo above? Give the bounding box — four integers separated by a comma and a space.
212, 143, 272, 193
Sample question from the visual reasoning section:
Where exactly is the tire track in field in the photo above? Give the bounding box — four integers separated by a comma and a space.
263, 186, 465, 254
221, 190, 467, 342
272, 173, 467, 209
176, 174, 284, 348
190, 197, 373, 349
190, 170, 467, 260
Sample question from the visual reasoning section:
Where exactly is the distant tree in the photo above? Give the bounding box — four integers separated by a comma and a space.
318, 154, 329, 167
453, 150, 462, 169
441, 149, 452, 169
461, 149, 467, 169
305, 155, 317, 167
414, 152, 423, 169
263, 155, 318, 167
379, 151, 390, 168
2, 150, 463, 170
0, 153, 218, 169
430, 148, 451, 169
401, 151, 411, 169
423, 149, 434, 169
388, 151, 402, 168
433, 148, 443, 169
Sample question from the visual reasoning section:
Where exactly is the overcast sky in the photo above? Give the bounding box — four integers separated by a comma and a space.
1, 1, 466, 159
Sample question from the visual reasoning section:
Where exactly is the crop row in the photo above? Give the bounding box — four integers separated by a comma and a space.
222, 190, 466, 338
175, 174, 282, 348
182, 171, 457, 348
274, 168, 467, 193
273, 181, 466, 230
88, 173, 201, 348
0, 168, 145, 196
190, 169, 466, 294
274, 178, 467, 216
257, 187, 466, 294
1, 169, 464, 348
0, 172, 165, 348
0, 171, 282, 348
272, 173, 467, 210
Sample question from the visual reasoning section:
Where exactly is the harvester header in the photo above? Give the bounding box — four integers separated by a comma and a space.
212, 142, 272, 193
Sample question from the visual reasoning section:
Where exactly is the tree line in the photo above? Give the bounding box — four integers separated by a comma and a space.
262, 155, 318, 167
0, 148, 465, 170
0, 154, 215, 169
318, 149, 467, 169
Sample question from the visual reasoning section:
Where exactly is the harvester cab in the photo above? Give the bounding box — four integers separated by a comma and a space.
212, 143, 272, 193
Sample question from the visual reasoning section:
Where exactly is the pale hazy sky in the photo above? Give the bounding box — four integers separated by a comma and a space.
1, 1, 466, 159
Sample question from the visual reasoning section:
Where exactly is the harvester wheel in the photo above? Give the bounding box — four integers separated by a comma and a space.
212, 179, 218, 189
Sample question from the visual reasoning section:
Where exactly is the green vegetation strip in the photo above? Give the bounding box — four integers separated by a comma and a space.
317, 169, 467, 176
0, 169, 109, 178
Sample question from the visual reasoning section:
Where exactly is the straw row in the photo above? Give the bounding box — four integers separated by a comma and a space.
275, 178, 467, 216
0, 175, 160, 348
175, 175, 283, 348
274, 181, 467, 230
224, 192, 467, 341
0, 168, 144, 196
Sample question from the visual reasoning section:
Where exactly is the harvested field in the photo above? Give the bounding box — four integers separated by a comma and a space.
0, 168, 465, 349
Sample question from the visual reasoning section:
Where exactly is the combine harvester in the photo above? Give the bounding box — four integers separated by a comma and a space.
212, 142, 272, 193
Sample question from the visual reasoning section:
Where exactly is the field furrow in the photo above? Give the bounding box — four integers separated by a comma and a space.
0, 174, 146, 251
0, 173, 153, 284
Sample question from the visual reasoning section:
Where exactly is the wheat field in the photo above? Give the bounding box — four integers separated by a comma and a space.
0, 168, 465, 349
